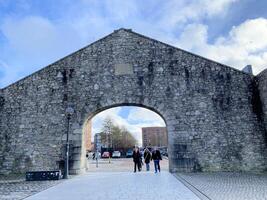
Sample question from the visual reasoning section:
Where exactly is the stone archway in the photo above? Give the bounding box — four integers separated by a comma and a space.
0, 28, 266, 175
73, 103, 171, 174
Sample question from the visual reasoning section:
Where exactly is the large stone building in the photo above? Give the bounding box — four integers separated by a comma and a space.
0, 28, 267, 175
142, 127, 167, 147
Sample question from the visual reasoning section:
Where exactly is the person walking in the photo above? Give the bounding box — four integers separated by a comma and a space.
133, 147, 141, 172
92, 152, 95, 160
151, 147, 162, 173
144, 148, 152, 171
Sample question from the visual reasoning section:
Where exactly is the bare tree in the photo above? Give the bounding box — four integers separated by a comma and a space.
100, 117, 137, 149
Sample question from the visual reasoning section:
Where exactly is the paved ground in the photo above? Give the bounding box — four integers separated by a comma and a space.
177, 172, 267, 200
2, 158, 267, 200
0, 158, 170, 200
87, 157, 169, 172
24, 171, 200, 200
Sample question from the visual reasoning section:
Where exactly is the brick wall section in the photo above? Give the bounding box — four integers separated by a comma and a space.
142, 127, 167, 147
0, 29, 266, 174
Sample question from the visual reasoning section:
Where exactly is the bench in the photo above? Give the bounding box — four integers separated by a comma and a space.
26, 170, 62, 181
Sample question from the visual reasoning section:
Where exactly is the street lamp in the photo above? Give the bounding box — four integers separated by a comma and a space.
64, 106, 74, 179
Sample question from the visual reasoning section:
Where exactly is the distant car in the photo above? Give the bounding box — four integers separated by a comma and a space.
102, 151, 110, 158
112, 151, 121, 158
126, 150, 133, 158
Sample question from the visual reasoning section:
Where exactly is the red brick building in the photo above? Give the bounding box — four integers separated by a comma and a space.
142, 127, 167, 147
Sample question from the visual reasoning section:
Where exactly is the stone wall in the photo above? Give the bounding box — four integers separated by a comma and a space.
0, 29, 266, 174
0, 88, 5, 170
257, 69, 267, 138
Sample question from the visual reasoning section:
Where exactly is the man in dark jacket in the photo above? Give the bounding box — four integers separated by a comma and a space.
132, 147, 141, 172
151, 147, 162, 173
144, 148, 152, 171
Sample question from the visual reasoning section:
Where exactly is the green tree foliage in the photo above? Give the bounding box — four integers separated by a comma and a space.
100, 117, 137, 149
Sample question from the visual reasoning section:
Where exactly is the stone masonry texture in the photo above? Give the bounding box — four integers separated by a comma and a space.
0, 28, 267, 175
257, 70, 267, 138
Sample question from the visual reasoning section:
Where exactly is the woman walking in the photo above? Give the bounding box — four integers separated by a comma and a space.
143, 148, 152, 171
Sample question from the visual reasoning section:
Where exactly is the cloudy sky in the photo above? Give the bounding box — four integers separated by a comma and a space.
91, 106, 165, 145
1, 0, 267, 89
1, 0, 267, 144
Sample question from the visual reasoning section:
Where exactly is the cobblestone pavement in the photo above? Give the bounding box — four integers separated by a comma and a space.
2, 161, 267, 200
0, 158, 169, 200
177, 172, 267, 200
25, 171, 200, 200
0, 179, 63, 200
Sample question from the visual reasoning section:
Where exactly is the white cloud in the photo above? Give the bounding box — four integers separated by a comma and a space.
177, 18, 267, 74
91, 107, 166, 146
0, 14, 110, 88
127, 107, 165, 124
203, 0, 238, 17
0, 15, 86, 87
157, 0, 237, 29
1, 16, 82, 62
177, 23, 208, 50
0, 0, 266, 88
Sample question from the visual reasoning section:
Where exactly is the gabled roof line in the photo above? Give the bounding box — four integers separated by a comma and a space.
1, 28, 254, 90
1, 30, 117, 90
122, 28, 253, 77
256, 68, 267, 78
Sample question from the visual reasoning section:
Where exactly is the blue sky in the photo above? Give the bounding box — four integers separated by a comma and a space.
1, 0, 267, 144
1, 0, 267, 89
91, 106, 165, 145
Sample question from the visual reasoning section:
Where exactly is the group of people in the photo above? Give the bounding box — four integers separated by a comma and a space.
132, 147, 162, 173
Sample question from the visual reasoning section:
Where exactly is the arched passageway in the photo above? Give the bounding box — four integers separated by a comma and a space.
74, 105, 170, 174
